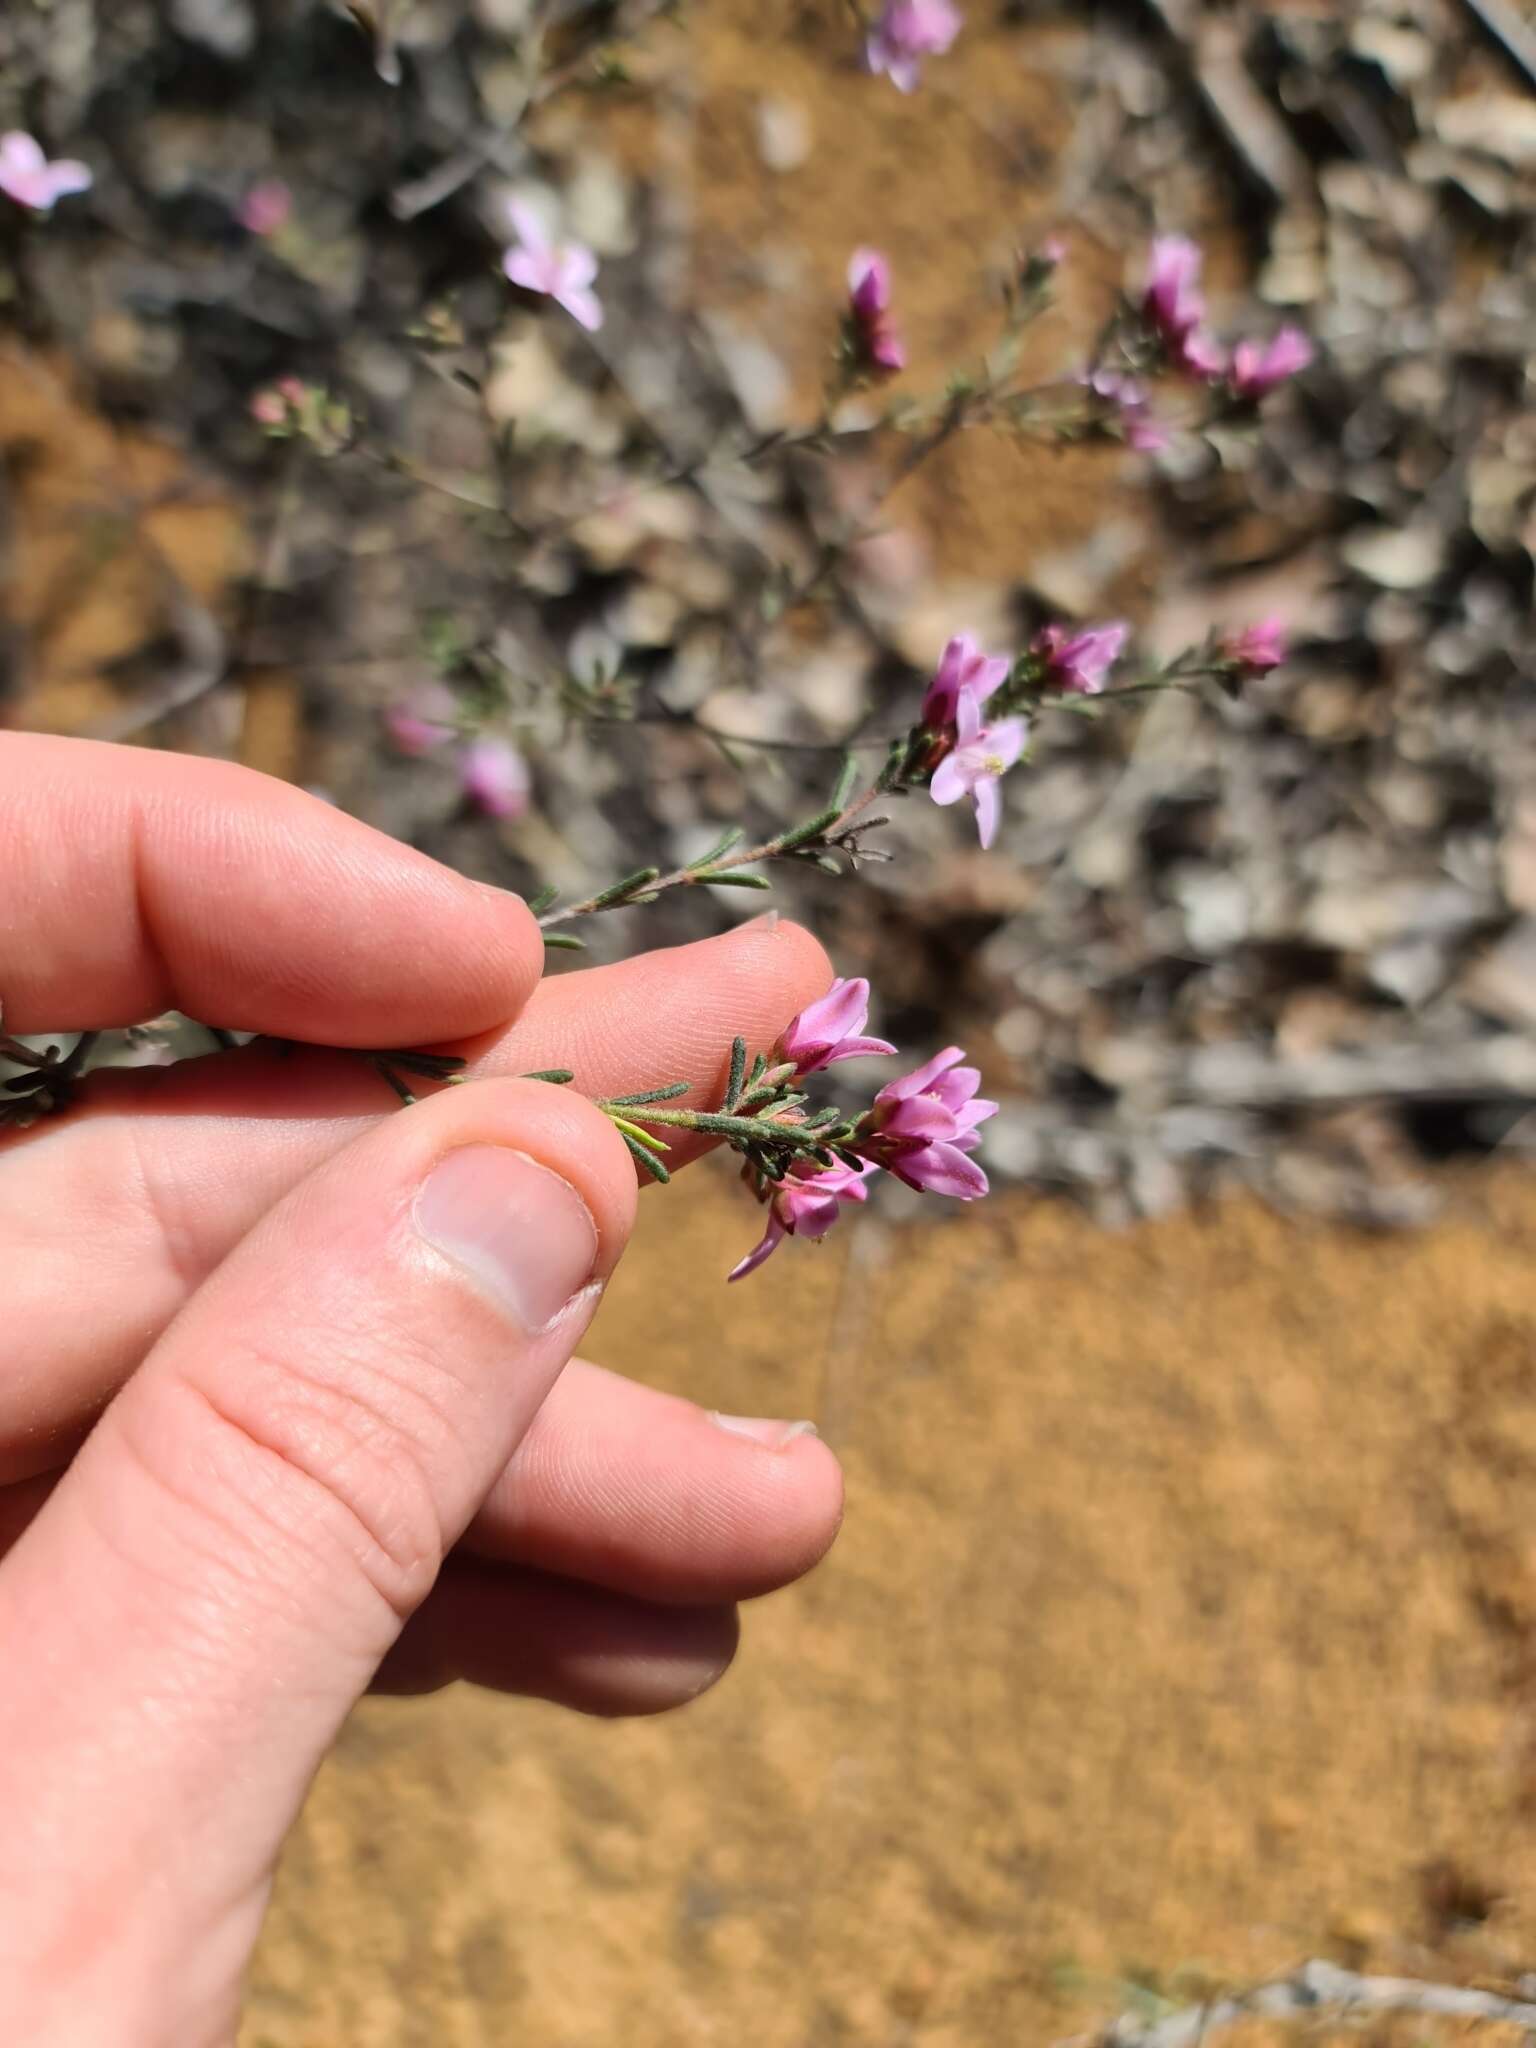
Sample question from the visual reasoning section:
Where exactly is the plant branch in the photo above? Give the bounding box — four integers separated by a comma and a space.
1065, 1958, 1536, 2048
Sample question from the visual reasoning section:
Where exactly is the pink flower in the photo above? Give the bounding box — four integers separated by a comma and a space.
459, 735, 531, 819
1140, 235, 1226, 381
1221, 618, 1287, 675
502, 202, 603, 332
776, 977, 897, 1077
1085, 368, 1169, 454
1229, 327, 1313, 401
1033, 619, 1127, 697
856, 1047, 995, 1199
0, 131, 92, 214
865, 0, 961, 92
383, 683, 459, 756
921, 633, 1010, 734
728, 1158, 877, 1281
846, 248, 906, 375
928, 691, 1028, 849
249, 388, 288, 428
239, 179, 293, 237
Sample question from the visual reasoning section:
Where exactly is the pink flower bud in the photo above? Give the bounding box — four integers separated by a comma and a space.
846, 248, 906, 375
1140, 235, 1226, 382
776, 978, 897, 1076
864, 0, 961, 92
1222, 618, 1287, 675
459, 735, 531, 820
1032, 620, 1127, 697
1229, 327, 1313, 401
249, 389, 287, 427
920, 633, 1010, 735
383, 684, 459, 756
238, 179, 292, 237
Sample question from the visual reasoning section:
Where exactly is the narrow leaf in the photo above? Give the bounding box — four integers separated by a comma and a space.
776, 805, 840, 852
525, 882, 559, 915
621, 1130, 671, 1183
543, 932, 587, 951
688, 826, 745, 871
704, 871, 773, 891
829, 752, 860, 811
725, 1036, 747, 1113
604, 1082, 691, 1106
589, 866, 662, 910
521, 1068, 575, 1085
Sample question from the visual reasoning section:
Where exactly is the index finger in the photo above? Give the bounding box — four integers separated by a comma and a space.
0, 733, 543, 1040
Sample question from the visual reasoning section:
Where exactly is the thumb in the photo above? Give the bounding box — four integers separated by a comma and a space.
0, 1078, 635, 2046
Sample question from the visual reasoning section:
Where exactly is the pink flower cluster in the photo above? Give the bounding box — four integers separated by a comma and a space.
865, 0, 961, 92
1140, 236, 1313, 399
0, 132, 91, 214
729, 980, 995, 1280
383, 686, 531, 820
846, 249, 906, 376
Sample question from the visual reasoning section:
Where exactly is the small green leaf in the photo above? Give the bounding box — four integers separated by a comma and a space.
543, 931, 587, 951
521, 1068, 575, 1085
776, 806, 840, 853
621, 1130, 671, 1183
829, 752, 860, 811
603, 1082, 691, 1106
725, 1036, 747, 1113
608, 1115, 671, 1154
703, 871, 772, 890
525, 882, 559, 915
589, 866, 662, 910
688, 826, 744, 871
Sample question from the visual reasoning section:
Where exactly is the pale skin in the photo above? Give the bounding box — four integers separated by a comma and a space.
0, 734, 845, 2044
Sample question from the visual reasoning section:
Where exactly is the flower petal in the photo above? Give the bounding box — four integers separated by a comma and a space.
972, 773, 1000, 849
506, 199, 550, 254
878, 1045, 965, 1104
559, 286, 605, 332
929, 755, 970, 806
897, 1141, 990, 1200
727, 1213, 787, 1282
822, 1034, 898, 1064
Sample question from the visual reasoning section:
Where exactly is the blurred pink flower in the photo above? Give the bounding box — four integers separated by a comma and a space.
777, 977, 896, 1076
728, 1158, 878, 1281
239, 179, 293, 237
503, 202, 603, 332
383, 683, 459, 756
847, 247, 906, 374
459, 735, 531, 818
865, 0, 961, 92
1230, 326, 1313, 401
0, 131, 91, 213
857, 1046, 995, 1199
921, 633, 1009, 734
1086, 368, 1169, 454
1140, 234, 1226, 381
1222, 618, 1288, 674
249, 388, 288, 427
1033, 619, 1127, 697
928, 692, 1028, 849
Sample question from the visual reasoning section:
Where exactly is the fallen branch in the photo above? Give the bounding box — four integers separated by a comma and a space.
1068, 1958, 1536, 2048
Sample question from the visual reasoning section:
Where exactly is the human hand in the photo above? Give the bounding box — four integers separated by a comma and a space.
0, 734, 844, 2044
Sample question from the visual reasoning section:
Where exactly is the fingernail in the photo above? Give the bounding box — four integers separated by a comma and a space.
415, 1147, 599, 1333
739, 909, 781, 934
708, 1412, 819, 1449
